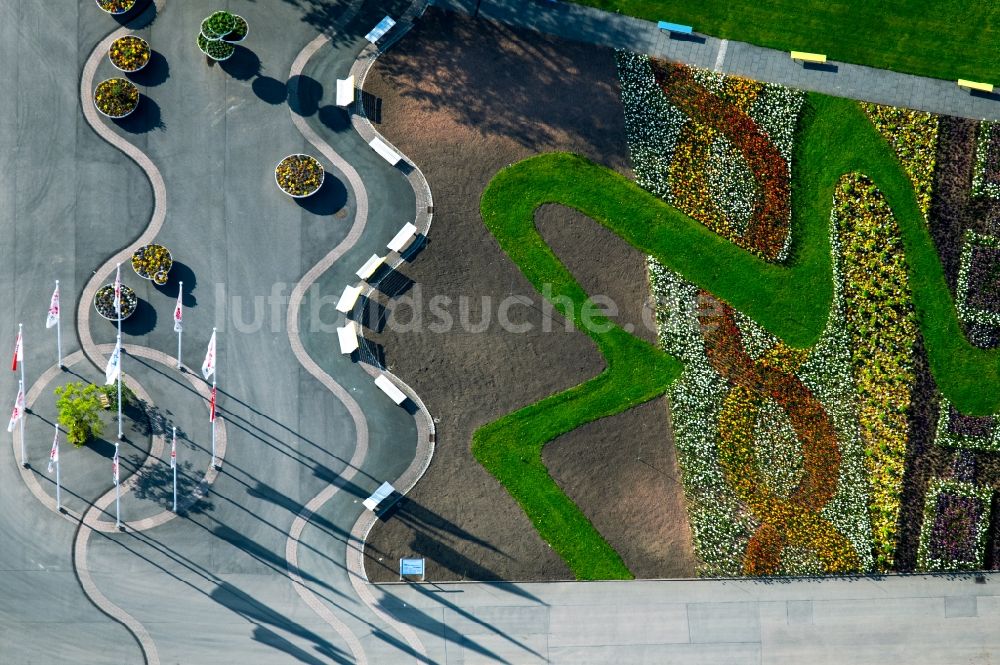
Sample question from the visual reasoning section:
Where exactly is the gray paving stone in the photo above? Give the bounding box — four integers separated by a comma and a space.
945, 595, 978, 618
688, 601, 761, 644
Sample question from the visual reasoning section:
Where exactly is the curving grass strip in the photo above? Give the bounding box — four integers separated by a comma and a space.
475, 92, 1000, 580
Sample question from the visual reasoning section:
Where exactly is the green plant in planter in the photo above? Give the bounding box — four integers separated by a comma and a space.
55, 382, 104, 447
97, 381, 136, 411
197, 33, 235, 60
201, 11, 236, 40
223, 15, 248, 42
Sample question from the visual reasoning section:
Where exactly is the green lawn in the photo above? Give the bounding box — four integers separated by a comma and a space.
571, 0, 1000, 83
476, 92, 1000, 579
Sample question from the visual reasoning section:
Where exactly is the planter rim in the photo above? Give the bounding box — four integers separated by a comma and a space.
95, 0, 136, 15
94, 78, 139, 119
197, 35, 235, 60
109, 36, 150, 73
222, 15, 249, 43
275, 154, 326, 198
94, 284, 137, 321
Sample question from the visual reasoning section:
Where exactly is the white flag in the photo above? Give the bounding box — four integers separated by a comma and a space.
113, 264, 122, 316
173, 291, 183, 333
112, 448, 120, 486
170, 430, 177, 469
105, 338, 122, 385
47, 428, 59, 474
46, 284, 60, 329
11, 329, 22, 372
7, 386, 24, 432
201, 330, 216, 380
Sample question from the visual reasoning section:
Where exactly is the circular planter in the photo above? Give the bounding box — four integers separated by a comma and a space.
222, 15, 249, 43
95, 284, 138, 321
201, 11, 236, 41
95, 0, 137, 15
131, 244, 173, 285
275, 154, 325, 198
197, 33, 235, 61
93, 78, 140, 119
109, 35, 150, 73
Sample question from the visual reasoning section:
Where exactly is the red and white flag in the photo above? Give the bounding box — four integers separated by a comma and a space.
112, 448, 120, 486
7, 385, 24, 432
47, 428, 59, 474
173, 291, 183, 333
170, 430, 177, 469
113, 264, 122, 316
209, 385, 217, 423
11, 329, 22, 372
201, 330, 216, 380
46, 284, 60, 329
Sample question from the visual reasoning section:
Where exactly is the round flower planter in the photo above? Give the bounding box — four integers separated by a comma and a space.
275, 154, 325, 198
95, 284, 138, 321
131, 244, 173, 284
222, 15, 249, 43
197, 33, 235, 61
201, 11, 236, 41
93, 78, 140, 119
109, 35, 151, 73
95, 0, 137, 15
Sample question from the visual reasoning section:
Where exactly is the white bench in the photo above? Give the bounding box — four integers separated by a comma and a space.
335, 285, 362, 313
337, 321, 360, 355
336, 76, 355, 107
387, 222, 418, 253
356, 254, 385, 280
365, 16, 396, 43
363, 481, 396, 512
374, 374, 407, 405
369, 137, 401, 165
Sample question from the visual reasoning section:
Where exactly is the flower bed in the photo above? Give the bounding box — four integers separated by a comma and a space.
275, 154, 325, 198
94, 284, 137, 321
94, 78, 139, 119
860, 103, 937, 220
197, 33, 235, 61
131, 244, 173, 284
934, 398, 1000, 452
109, 35, 150, 73
201, 11, 236, 40
972, 121, 1000, 200
224, 15, 249, 42
917, 479, 992, 571
95, 0, 136, 14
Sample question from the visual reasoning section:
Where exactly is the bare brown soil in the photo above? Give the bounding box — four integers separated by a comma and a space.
361, 8, 696, 582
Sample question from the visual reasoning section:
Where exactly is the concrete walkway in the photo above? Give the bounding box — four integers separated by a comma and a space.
435, 0, 1000, 121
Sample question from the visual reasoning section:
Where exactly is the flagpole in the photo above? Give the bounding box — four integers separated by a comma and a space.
210, 327, 217, 469
18, 323, 24, 397
115, 445, 121, 529
55, 281, 62, 368
176, 281, 183, 369
211, 376, 217, 469
116, 334, 123, 440
54, 423, 61, 511
18, 379, 25, 467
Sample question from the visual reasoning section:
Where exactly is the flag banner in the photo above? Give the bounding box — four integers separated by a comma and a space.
105, 339, 122, 386
170, 431, 177, 469
7, 387, 24, 432
113, 449, 120, 486
11, 330, 22, 372
113, 265, 122, 315
201, 330, 216, 380
210, 386, 217, 423
48, 430, 59, 474
46, 285, 60, 329
173, 292, 183, 333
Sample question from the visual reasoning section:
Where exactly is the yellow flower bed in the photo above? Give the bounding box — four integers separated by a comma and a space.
861, 103, 938, 220
275, 154, 324, 197
109, 36, 150, 72
94, 78, 139, 118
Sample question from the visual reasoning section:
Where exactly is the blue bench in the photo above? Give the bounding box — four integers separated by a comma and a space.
657, 21, 693, 34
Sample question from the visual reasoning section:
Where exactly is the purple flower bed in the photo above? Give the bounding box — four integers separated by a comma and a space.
984, 123, 1000, 189
965, 246, 1000, 313
927, 492, 983, 565
948, 404, 996, 438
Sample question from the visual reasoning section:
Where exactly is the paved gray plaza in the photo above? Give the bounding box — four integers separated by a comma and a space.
1, 0, 1000, 663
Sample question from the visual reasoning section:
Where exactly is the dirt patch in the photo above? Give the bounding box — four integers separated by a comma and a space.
362, 8, 696, 581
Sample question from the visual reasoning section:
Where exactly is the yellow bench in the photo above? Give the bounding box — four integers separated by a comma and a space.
958, 79, 994, 93
791, 51, 827, 64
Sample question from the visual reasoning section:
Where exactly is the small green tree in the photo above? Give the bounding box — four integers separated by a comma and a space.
97, 380, 135, 411
55, 382, 104, 447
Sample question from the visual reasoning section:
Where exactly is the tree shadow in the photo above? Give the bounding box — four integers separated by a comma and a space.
220, 45, 262, 81
152, 260, 197, 307
127, 50, 169, 87
287, 74, 323, 117
119, 298, 157, 336
252, 76, 288, 105
317, 104, 351, 133
295, 175, 348, 216
113, 95, 165, 134
112, 0, 157, 27
131, 459, 214, 514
